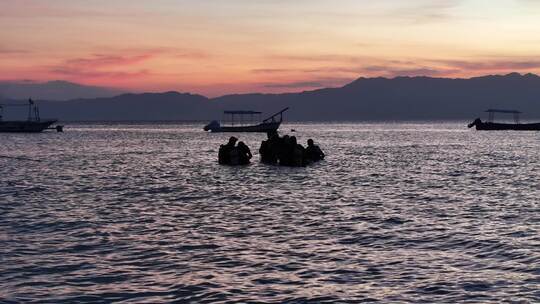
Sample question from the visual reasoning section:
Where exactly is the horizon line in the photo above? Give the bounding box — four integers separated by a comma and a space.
1, 71, 538, 101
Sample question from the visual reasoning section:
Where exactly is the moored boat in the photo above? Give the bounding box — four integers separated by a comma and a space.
204, 107, 289, 133
468, 109, 540, 131
0, 99, 63, 133
0, 120, 59, 133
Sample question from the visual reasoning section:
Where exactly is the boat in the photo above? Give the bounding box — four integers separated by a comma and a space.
468, 109, 540, 131
204, 107, 289, 133
0, 99, 63, 133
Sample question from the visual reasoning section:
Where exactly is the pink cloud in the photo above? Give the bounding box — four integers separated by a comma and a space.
64, 54, 154, 68
50, 67, 150, 80
42, 52, 157, 85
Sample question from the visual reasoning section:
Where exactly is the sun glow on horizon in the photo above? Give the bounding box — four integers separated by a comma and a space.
2, 0, 540, 96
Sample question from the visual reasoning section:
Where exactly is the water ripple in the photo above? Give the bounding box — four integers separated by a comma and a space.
0, 122, 538, 303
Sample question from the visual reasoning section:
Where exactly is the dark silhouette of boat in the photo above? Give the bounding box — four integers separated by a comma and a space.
468, 109, 540, 131
0, 99, 63, 133
204, 107, 288, 133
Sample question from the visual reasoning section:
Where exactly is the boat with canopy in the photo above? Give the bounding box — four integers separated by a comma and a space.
204, 107, 289, 133
468, 109, 540, 131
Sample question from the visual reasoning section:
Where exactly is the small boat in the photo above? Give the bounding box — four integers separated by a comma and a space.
0, 99, 63, 133
468, 109, 540, 131
204, 107, 289, 133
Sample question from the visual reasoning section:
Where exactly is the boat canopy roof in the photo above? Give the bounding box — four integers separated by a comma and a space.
224, 110, 262, 115
485, 109, 521, 114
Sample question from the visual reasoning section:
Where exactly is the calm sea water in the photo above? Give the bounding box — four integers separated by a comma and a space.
1, 122, 538, 303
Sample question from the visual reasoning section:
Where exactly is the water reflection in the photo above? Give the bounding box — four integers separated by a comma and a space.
0, 122, 538, 303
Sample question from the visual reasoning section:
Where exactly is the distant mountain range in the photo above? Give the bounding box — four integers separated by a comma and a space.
4, 73, 540, 121
0, 80, 122, 101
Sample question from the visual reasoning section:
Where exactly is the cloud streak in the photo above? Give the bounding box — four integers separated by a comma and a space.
360, 66, 458, 77
44, 51, 158, 83
435, 59, 540, 71
0, 48, 30, 55
0, 1, 148, 18
257, 52, 540, 82
44, 47, 207, 82
50, 67, 150, 80
262, 77, 352, 90
389, 0, 462, 24
65, 54, 154, 68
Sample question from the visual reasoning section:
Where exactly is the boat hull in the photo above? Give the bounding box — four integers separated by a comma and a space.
474, 122, 540, 131
0, 120, 57, 133
209, 122, 281, 133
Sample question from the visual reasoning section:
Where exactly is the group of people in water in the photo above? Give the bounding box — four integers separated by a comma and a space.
218, 131, 325, 167
218, 137, 253, 165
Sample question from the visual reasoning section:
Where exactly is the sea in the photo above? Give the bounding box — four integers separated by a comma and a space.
0, 122, 538, 303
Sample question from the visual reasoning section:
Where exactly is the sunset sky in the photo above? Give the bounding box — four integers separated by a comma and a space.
2, 0, 540, 96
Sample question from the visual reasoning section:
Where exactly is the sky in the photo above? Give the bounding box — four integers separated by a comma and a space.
2, 0, 540, 97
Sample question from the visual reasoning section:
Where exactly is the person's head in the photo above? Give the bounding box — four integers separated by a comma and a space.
290, 136, 297, 145
307, 139, 314, 146
267, 130, 278, 139
238, 141, 246, 148
228, 136, 238, 145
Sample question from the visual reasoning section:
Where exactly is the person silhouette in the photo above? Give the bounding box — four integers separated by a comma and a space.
260, 131, 279, 164
290, 136, 305, 167
229, 145, 240, 165
218, 136, 238, 165
278, 135, 292, 166
305, 138, 325, 163
237, 141, 252, 165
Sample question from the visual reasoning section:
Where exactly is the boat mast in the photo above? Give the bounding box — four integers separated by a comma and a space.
0, 99, 43, 122
34, 104, 40, 121
28, 99, 33, 121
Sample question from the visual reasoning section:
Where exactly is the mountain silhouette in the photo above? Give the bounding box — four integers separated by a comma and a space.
0, 80, 122, 101
21, 73, 540, 121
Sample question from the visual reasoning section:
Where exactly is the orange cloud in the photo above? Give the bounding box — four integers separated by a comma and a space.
64, 54, 154, 68
50, 67, 150, 80
262, 77, 352, 89
435, 59, 540, 71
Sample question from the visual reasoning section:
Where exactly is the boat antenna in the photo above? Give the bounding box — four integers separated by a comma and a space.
35, 103, 40, 122
27, 98, 34, 121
